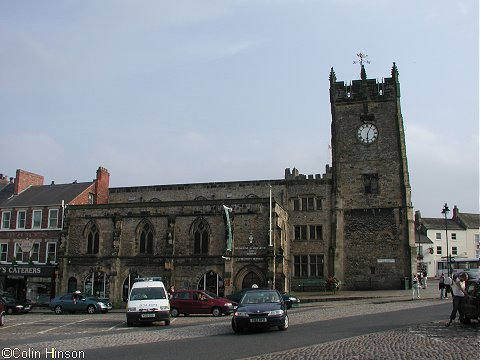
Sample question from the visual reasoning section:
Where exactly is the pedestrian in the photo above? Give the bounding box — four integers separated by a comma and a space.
444, 273, 452, 299
439, 273, 445, 299
412, 274, 420, 300
445, 272, 469, 327
422, 270, 428, 289
168, 285, 175, 299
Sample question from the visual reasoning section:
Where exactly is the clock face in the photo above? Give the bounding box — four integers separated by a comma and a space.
357, 123, 378, 144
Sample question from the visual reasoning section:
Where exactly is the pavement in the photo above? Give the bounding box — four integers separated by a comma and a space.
33, 278, 441, 314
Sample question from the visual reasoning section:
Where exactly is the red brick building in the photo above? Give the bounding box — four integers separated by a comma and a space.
0, 167, 109, 304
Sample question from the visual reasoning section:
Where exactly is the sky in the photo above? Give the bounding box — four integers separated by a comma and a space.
0, 0, 478, 218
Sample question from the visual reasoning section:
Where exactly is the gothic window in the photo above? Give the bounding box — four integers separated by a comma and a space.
139, 222, 154, 254
87, 224, 100, 254
194, 221, 209, 254
363, 174, 379, 194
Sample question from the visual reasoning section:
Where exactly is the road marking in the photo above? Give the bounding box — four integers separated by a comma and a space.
0, 318, 49, 329
37, 318, 91, 334
105, 321, 125, 331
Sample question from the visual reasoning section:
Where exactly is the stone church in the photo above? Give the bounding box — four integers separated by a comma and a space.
57, 64, 415, 306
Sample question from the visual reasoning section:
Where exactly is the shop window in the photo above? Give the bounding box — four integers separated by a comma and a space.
1, 211, 11, 229
139, 223, 154, 254
32, 210, 42, 229
48, 209, 59, 229
84, 271, 110, 298
194, 221, 209, 254
17, 211, 26, 229
46, 242, 57, 263
87, 225, 100, 254
26, 277, 52, 306
122, 273, 141, 301
0, 243, 7, 262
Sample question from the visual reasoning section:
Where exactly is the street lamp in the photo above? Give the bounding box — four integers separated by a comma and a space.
441, 203, 450, 277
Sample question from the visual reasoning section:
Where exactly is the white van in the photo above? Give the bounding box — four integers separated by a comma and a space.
126, 277, 170, 327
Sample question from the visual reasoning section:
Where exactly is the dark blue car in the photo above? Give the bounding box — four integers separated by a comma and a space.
231, 289, 289, 333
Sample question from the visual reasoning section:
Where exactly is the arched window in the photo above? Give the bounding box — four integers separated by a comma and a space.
194, 221, 209, 254
87, 224, 99, 254
139, 222, 154, 254
67, 277, 78, 293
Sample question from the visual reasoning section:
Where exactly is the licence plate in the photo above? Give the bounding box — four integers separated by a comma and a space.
250, 318, 267, 323
141, 313, 156, 318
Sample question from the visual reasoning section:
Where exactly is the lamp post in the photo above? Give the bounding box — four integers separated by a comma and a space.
441, 203, 450, 277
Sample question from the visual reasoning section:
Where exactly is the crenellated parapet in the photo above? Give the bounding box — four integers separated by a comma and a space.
284, 165, 332, 181
330, 63, 400, 103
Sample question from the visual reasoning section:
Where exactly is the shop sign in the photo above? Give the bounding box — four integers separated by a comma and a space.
0, 265, 55, 277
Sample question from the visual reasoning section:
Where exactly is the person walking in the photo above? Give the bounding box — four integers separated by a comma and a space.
412, 274, 420, 300
438, 273, 445, 299
444, 273, 452, 300
422, 270, 428, 289
445, 272, 469, 327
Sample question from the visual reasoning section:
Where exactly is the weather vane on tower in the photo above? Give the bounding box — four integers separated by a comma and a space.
353, 53, 370, 80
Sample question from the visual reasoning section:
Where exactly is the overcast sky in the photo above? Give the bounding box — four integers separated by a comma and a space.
0, 0, 478, 218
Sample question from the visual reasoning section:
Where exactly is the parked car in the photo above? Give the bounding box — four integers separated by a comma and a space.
463, 278, 480, 324
170, 290, 235, 317
226, 288, 300, 309
281, 293, 301, 309
231, 289, 289, 333
49, 292, 113, 314
0, 294, 32, 314
0, 302, 5, 326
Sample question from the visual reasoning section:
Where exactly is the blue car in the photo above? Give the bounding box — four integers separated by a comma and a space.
50, 292, 113, 314
232, 289, 289, 333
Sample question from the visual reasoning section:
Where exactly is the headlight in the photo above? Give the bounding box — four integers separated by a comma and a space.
16, 305, 24, 309
224, 302, 232, 307
268, 309, 284, 316
234, 311, 249, 317
97, 302, 107, 308
127, 307, 137, 312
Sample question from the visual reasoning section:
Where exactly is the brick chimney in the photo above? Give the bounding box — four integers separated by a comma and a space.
452, 205, 459, 220
14, 169, 44, 195
94, 167, 110, 204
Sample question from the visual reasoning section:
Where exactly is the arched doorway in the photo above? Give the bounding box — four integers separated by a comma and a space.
67, 277, 78, 293
122, 272, 141, 302
197, 271, 224, 297
84, 271, 110, 298
242, 271, 262, 289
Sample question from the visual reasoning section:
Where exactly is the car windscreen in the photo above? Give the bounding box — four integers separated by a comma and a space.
240, 291, 281, 304
130, 287, 167, 301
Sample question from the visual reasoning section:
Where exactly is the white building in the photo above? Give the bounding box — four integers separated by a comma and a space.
416, 206, 480, 277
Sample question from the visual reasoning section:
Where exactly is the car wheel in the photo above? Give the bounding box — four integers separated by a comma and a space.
279, 314, 289, 331
170, 308, 180, 317
211, 307, 221, 317
0, 313, 5, 326
86, 305, 96, 314
127, 320, 134, 327
6, 308, 13, 315
54, 305, 63, 315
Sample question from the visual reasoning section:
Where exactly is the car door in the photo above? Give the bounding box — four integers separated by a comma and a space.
172, 291, 192, 314
463, 282, 479, 317
59, 294, 74, 311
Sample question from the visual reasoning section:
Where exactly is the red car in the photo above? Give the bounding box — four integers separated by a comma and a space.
170, 290, 235, 317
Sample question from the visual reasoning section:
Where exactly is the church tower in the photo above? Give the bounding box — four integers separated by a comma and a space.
329, 63, 415, 289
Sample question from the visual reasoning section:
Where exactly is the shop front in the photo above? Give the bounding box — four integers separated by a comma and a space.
0, 264, 56, 306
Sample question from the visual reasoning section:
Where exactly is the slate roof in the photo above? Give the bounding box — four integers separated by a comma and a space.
457, 213, 480, 229
0, 182, 92, 207
0, 183, 14, 205
421, 218, 465, 231
415, 231, 433, 244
